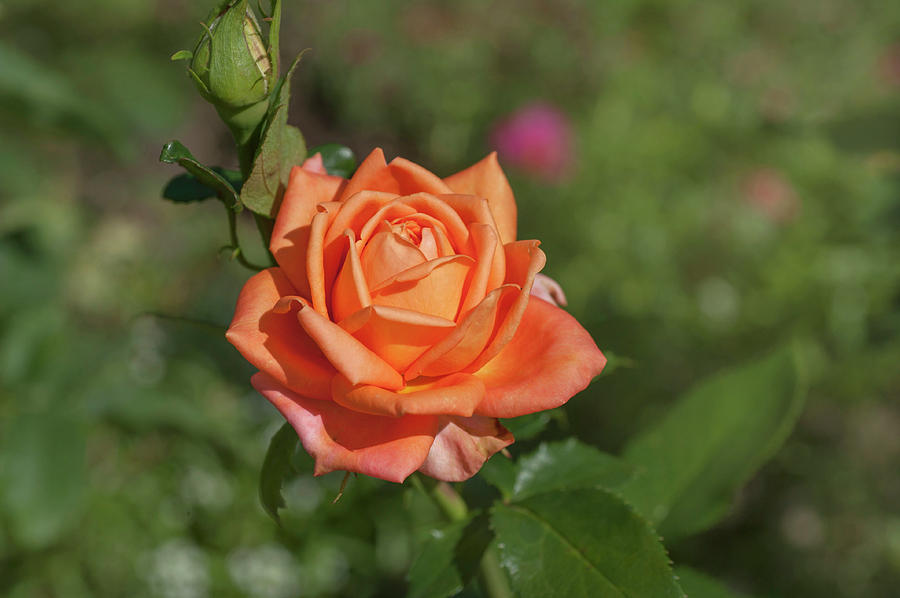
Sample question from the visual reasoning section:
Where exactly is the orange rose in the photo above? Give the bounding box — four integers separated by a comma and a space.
226, 149, 605, 482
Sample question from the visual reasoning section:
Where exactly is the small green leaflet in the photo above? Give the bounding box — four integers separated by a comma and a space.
259, 422, 299, 524
159, 140, 241, 209
162, 168, 243, 203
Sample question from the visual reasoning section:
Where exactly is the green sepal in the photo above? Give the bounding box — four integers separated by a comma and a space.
240, 51, 308, 216
159, 140, 241, 210
170, 50, 193, 61
258, 422, 299, 525
162, 168, 243, 203
265, 0, 282, 79
307, 143, 358, 178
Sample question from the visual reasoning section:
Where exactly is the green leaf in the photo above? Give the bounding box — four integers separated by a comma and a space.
162, 168, 243, 203
0, 412, 86, 550
454, 512, 494, 587
500, 411, 553, 440
618, 343, 809, 539
511, 439, 634, 501
258, 422, 299, 524
240, 53, 307, 216
308, 143, 358, 178
674, 566, 753, 598
478, 453, 517, 500
407, 521, 467, 598
159, 140, 242, 209
491, 488, 685, 598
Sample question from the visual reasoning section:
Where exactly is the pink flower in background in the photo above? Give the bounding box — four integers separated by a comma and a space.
490, 103, 574, 182
742, 168, 798, 223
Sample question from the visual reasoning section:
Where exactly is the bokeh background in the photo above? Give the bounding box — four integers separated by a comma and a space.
1, 0, 899, 596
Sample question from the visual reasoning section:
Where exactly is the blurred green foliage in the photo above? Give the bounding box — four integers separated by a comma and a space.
1, 0, 899, 597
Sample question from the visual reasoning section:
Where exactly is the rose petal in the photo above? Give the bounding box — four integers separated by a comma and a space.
440, 194, 506, 291
531, 273, 568, 307
381, 212, 455, 258
226, 268, 335, 401
465, 240, 546, 371
305, 203, 341, 317
389, 157, 453, 195
398, 193, 471, 254
474, 297, 606, 418
322, 190, 397, 296
279, 295, 404, 390
337, 148, 399, 201
271, 166, 347, 297
417, 416, 514, 482
338, 304, 455, 372
444, 152, 517, 244
301, 153, 328, 174
360, 222, 428, 289
405, 285, 519, 380
331, 372, 485, 417
458, 223, 499, 314
253, 373, 438, 483
418, 226, 439, 260
370, 255, 474, 321
358, 200, 418, 246
331, 230, 372, 323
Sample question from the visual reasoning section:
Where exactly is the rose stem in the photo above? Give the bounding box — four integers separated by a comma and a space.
412, 476, 512, 598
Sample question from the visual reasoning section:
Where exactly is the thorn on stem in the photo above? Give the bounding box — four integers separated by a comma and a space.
332, 471, 353, 504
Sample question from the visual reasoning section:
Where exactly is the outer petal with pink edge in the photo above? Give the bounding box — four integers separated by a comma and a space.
226, 268, 335, 401
474, 297, 606, 418
418, 416, 514, 482
253, 373, 439, 484
444, 152, 517, 245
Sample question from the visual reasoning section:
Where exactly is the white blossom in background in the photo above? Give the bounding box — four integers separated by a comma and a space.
305, 545, 350, 594
129, 316, 166, 386
180, 466, 234, 511
283, 475, 323, 515
697, 276, 739, 327
140, 539, 209, 598
228, 544, 301, 598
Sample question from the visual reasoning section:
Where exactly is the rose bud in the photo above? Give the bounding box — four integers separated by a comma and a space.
227, 149, 606, 483
173, 1, 277, 146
